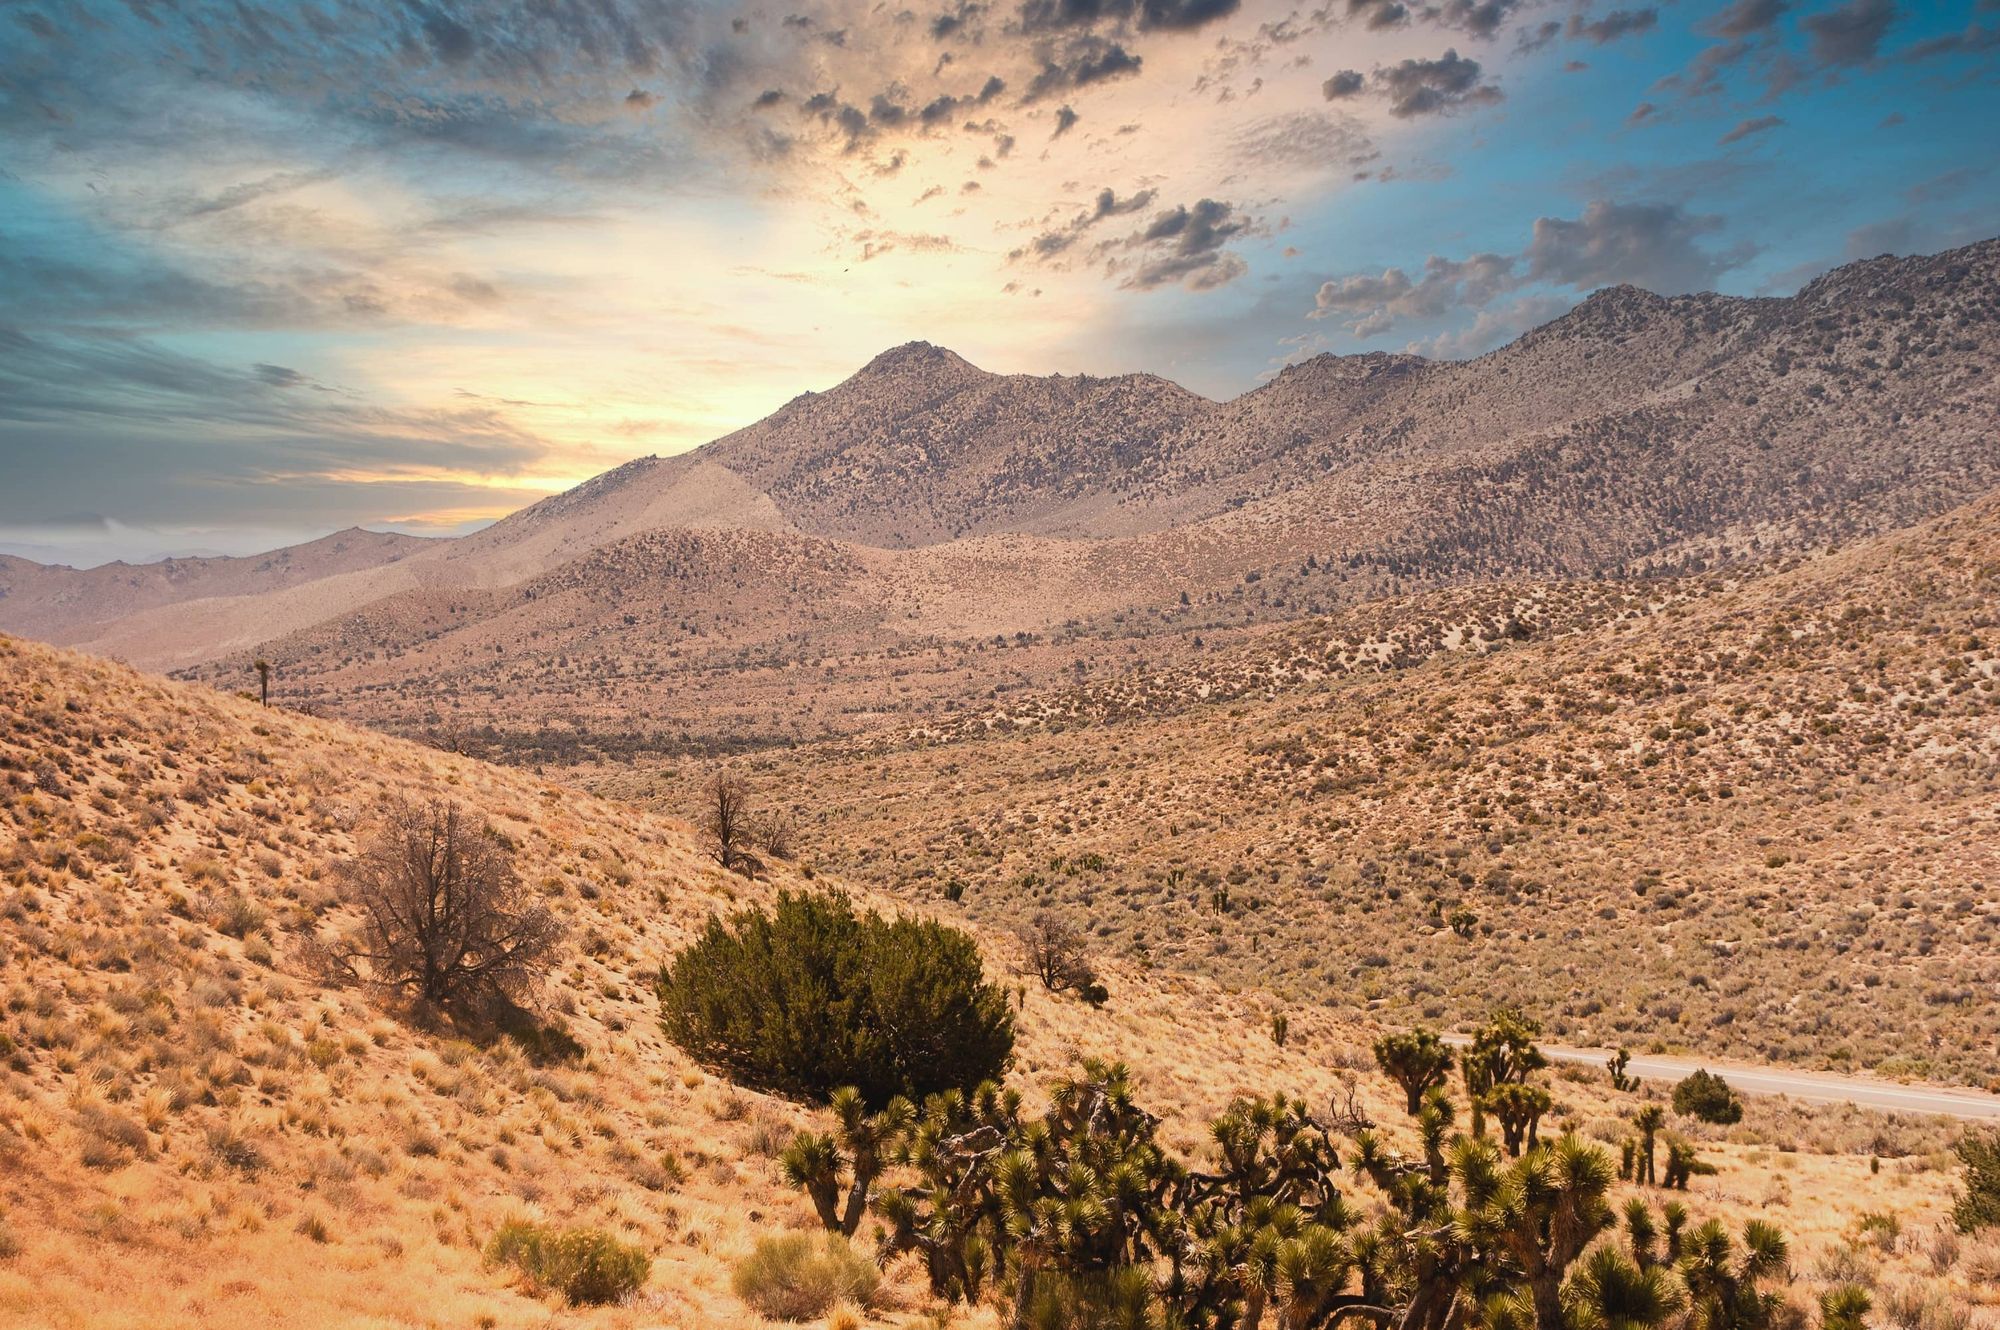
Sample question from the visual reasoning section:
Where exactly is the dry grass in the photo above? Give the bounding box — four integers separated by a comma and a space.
1, 632, 1995, 1328
618, 493, 2000, 1086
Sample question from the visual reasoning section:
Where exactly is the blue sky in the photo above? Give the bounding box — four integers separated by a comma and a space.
1, 0, 1995, 564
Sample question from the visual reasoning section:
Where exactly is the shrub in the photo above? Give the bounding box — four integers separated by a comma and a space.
1954, 1131, 2000, 1233
658, 889, 1013, 1106
1018, 913, 1097, 995
732, 1232, 879, 1322
1672, 1068, 1745, 1125
484, 1219, 651, 1306
315, 798, 562, 1017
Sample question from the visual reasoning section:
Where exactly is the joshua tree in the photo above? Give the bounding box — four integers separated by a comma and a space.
1633, 1106, 1666, 1186
1608, 1048, 1640, 1093
1678, 1219, 1788, 1330
1662, 1137, 1715, 1190
1461, 1010, 1547, 1137
1373, 1028, 1454, 1115
1562, 1243, 1687, 1330
253, 658, 271, 706
1460, 1133, 1616, 1330
1481, 1082, 1554, 1156
781, 1087, 913, 1236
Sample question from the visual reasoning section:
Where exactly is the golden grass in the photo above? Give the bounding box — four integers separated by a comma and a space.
1, 632, 1995, 1327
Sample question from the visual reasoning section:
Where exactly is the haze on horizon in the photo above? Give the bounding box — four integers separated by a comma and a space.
2, 0, 1996, 567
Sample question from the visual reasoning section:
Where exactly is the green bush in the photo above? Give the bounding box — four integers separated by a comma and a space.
1954, 1131, 2000, 1233
1671, 1068, 1745, 1125
484, 1219, 651, 1305
658, 889, 1013, 1106
732, 1231, 880, 1321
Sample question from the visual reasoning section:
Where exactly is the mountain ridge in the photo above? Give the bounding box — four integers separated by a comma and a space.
1, 237, 1995, 745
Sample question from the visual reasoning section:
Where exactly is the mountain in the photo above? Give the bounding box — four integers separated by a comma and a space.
2, 238, 1997, 751
0, 527, 430, 646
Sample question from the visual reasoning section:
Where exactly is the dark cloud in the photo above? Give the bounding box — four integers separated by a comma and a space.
1897, 21, 2000, 61
1023, 34, 1143, 99
1053, 104, 1081, 136
931, 2, 985, 38
1515, 20, 1562, 52
1346, 0, 1411, 30
1015, 0, 1242, 34
1322, 69, 1367, 98
1703, 0, 1789, 37
1375, 50, 1504, 117
1121, 198, 1253, 290
1718, 113, 1784, 144
1420, 0, 1524, 39
1014, 186, 1158, 258
624, 87, 662, 109
1567, 8, 1658, 44
1801, 0, 1897, 66
1320, 50, 1503, 117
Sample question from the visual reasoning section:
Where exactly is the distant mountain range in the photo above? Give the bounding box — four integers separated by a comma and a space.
3, 236, 1996, 749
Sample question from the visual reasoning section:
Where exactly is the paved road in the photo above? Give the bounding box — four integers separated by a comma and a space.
1440, 1036, 2000, 1121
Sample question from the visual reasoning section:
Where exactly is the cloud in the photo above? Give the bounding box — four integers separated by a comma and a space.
1308, 199, 1751, 338
1525, 200, 1746, 292
1404, 293, 1573, 358
1231, 110, 1376, 172
1419, 0, 1525, 39
1013, 187, 1161, 258
1120, 199, 1255, 290
1346, 0, 1412, 30
1310, 252, 1516, 332
1567, 8, 1658, 44
1015, 0, 1243, 34
1704, 0, 1789, 36
1325, 50, 1503, 118
1718, 114, 1784, 144
1801, 0, 1897, 66
1023, 34, 1144, 99
1377, 50, 1505, 117
1053, 103, 1081, 136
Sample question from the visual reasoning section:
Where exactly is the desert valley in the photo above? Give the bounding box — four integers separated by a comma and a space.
4, 229, 2000, 1330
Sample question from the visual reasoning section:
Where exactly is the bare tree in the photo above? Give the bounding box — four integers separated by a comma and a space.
1018, 912, 1096, 994
318, 798, 562, 1016
704, 775, 754, 872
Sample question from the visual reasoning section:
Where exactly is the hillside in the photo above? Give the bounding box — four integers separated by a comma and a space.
4, 637, 1998, 1327
2, 240, 1995, 754
589, 490, 2000, 1086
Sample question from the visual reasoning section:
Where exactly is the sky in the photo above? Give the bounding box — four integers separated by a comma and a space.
0, 0, 1995, 566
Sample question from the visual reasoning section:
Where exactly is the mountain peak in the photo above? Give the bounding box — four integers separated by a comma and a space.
856, 341, 978, 377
